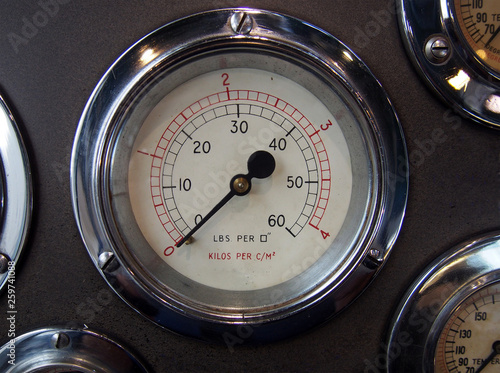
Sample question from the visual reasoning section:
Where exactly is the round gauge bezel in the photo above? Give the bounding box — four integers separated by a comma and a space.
0, 326, 147, 373
386, 231, 500, 372
0, 95, 32, 291
107, 48, 379, 317
0, 158, 5, 229
71, 8, 408, 343
398, 0, 500, 128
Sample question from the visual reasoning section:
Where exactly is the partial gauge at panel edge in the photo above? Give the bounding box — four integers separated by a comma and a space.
386, 231, 500, 372
398, 0, 500, 128
0, 95, 32, 292
0, 326, 148, 372
71, 8, 408, 343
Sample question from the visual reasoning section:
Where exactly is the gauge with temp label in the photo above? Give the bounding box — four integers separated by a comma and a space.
387, 231, 500, 372
398, 0, 500, 128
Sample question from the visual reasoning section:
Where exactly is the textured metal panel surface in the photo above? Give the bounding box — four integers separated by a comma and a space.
0, 1, 498, 372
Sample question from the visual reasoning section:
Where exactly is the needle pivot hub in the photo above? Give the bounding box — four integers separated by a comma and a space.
232, 176, 250, 195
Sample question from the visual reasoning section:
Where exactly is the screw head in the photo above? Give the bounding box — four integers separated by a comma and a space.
230, 12, 253, 35
98, 251, 119, 272
425, 35, 451, 64
233, 177, 250, 194
369, 248, 382, 260
0, 253, 11, 274
431, 39, 450, 59
51, 332, 70, 349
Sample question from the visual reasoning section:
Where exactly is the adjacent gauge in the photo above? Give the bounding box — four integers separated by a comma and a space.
398, 0, 500, 128
0, 95, 31, 292
454, 0, 500, 73
71, 8, 408, 342
387, 231, 500, 372
0, 326, 147, 372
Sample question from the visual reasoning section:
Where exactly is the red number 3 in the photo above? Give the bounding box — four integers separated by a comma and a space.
320, 119, 333, 131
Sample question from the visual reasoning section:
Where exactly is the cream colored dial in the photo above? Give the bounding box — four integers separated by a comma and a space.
454, 0, 500, 73
128, 67, 352, 291
435, 282, 500, 372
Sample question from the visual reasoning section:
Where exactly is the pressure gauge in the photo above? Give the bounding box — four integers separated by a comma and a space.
0, 95, 31, 292
71, 8, 408, 343
387, 231, 500, 372
0, 326, 147, 372
398, 0, 500, 128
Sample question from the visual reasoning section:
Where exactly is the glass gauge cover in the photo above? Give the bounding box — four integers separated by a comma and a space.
398, 0, 500, 128
386, 231, 500, 372
0, 95, 32, 292
71, 8, 408, 343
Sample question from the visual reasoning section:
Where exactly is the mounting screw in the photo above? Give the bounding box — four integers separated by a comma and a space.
363, 248, 384, 270
230, 12, 253, 35
98, 251, 119, 272
0, 253, 11, 274
52, 332, 70, 349
425, 35, 451, 64
369, 248, 381, 259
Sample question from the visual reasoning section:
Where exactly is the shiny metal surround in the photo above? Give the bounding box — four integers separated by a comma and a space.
0, 95, 32, 290
0, 158, 5, 231
71, 8, 408, 342
386, 231, 500, 372
0, 326, 148, 372
398, 0, 500, 128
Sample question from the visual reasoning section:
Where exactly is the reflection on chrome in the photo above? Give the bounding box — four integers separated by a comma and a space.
140, 48, 158, 64
447, 69, 470, 91
485, 94, 500, 114
342, 50, 354, 62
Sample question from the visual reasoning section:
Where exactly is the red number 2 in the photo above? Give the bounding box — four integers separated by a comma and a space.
221, 73, 230, 86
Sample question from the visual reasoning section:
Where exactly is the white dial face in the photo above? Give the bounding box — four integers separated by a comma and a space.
435, 282, 500, 372
128, 68, 353, 291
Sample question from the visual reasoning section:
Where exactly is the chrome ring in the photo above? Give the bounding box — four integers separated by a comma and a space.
0, 95, 32, 289
0, 326, 148, 373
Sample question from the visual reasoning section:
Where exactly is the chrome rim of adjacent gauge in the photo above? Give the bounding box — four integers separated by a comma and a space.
0, 326, 148, 372
386, 231, 500, 372
0, 95, 32, 291
71, 8, 408, 343
398, 0, 500, 128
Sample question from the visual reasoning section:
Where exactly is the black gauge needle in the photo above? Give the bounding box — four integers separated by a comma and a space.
176, 150, 276, 247
475, 340, 500, 373
485, 27, 500, 48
